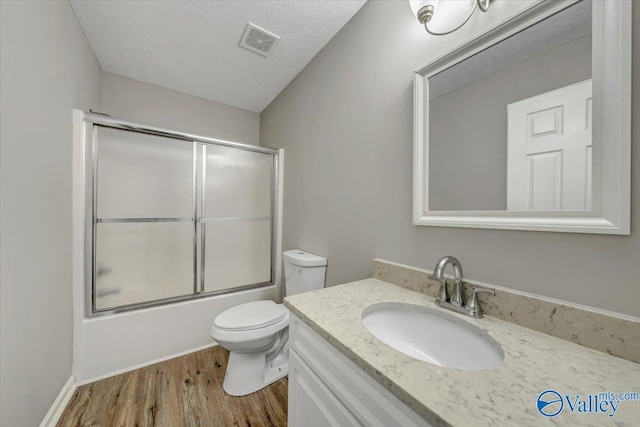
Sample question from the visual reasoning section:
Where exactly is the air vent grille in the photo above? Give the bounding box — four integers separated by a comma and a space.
240, 23, 280, 56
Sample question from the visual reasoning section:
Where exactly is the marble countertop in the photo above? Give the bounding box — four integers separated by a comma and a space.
284, 279, 640, 427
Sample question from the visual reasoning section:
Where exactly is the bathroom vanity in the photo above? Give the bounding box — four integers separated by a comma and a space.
284, 279, 640, 426
288, 311, 430, 427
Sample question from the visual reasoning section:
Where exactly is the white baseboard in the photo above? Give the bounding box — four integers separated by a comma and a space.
75, 343, 219, 387
39, 376, 76, 427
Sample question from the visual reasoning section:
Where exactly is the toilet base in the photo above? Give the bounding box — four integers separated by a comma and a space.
223, 351, 288, 396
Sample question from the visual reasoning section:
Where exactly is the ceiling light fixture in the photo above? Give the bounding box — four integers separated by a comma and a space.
409, 0, 491, 35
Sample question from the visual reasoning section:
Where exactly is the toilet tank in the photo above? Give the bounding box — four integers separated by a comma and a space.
283, 250, 327, 296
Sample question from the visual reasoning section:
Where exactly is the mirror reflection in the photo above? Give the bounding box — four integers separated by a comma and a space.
428, 1, 592, 211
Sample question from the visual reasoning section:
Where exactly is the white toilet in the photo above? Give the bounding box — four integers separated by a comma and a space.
210, 249, 327, 396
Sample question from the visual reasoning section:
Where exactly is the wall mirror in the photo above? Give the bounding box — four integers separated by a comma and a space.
413, 0, 631, 234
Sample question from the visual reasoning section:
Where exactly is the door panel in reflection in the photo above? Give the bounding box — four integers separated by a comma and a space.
507, 80, 592, 211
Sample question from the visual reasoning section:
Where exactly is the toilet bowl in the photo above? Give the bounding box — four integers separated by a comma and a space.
210, 300, 290, 396
210, 250, 327, 396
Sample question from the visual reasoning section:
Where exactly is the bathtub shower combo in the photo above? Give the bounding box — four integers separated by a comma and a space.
79, 112, 281, 317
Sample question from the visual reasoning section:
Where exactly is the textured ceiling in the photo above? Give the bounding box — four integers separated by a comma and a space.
70, 0, 366, 113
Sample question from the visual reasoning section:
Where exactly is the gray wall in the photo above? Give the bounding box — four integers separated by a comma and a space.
261, 1, 640, 316
429, 35, 592, 211
0, 1, 102, 425
102, 72, 260, 145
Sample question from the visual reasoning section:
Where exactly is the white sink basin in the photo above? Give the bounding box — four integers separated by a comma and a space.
361, 302, 504, 371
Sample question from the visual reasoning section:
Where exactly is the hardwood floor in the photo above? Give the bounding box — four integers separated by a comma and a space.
58, 346, 288, 427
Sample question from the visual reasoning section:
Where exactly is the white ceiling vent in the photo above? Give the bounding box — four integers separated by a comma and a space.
240, 23, 280, 57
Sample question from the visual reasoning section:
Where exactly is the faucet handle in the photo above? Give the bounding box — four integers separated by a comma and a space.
467, 288, 495, 318
429, 275, 449, 302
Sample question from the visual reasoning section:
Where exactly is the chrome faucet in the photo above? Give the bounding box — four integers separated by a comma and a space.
429, 256, 495, 319
429, 256, 464, 306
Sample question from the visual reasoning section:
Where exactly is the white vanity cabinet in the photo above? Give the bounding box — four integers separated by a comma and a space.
288, 313, 432, 427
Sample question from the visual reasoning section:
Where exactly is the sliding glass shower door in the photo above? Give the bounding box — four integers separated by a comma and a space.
89, 124, 276, 315
201, 145, 272, 293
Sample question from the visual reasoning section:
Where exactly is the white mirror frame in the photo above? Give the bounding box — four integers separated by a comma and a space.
413, 0, 631, 234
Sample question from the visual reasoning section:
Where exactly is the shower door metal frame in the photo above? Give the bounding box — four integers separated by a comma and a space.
83, 112, 280, 318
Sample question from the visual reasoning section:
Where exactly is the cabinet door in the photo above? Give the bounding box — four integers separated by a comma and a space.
288, 350, 361, 427
289, 314, 432, 427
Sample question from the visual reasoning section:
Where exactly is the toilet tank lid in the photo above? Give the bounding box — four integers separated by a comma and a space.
283, 250, 327, 267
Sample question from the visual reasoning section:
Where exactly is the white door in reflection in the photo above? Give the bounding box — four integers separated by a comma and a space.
507, 80, 592, 211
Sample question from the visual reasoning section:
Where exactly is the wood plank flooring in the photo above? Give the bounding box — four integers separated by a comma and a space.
58, 346, 288, 427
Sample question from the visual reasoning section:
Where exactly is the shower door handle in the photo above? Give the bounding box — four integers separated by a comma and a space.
199, 219, 206, 294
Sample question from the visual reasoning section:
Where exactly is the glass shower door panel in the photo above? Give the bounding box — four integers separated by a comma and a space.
204, 221, 271, 292
95, 222, 193, 310
97, 127, 193, 219
204, 145, 272, 218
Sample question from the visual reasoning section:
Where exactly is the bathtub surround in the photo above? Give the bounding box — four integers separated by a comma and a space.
261, 0, 640, 317
0, 2, 102, 426
71, 285, 275, 384
284, 280, 640, 426
71, 112, 283, 384
373, 259, 640, 364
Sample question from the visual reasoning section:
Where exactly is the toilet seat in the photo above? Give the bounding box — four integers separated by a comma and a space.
211, 302, 289, 345
214, 300, 286, 331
